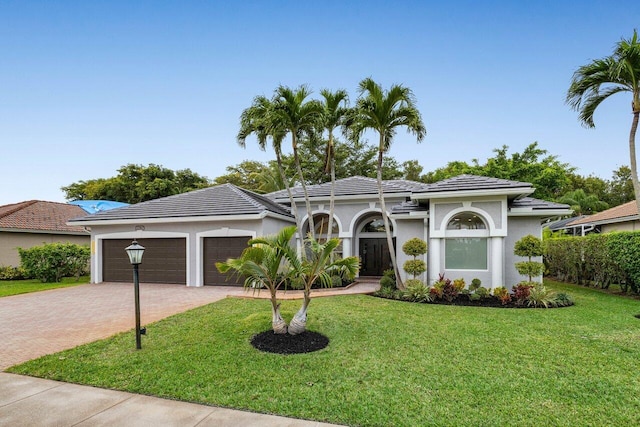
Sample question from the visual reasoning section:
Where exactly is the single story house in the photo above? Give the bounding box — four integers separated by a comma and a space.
0, 200, 90, 267
562, 200, 639, 235
69, 175, 570, 288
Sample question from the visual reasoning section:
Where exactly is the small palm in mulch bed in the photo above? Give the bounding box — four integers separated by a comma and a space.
251, 330, 329, 354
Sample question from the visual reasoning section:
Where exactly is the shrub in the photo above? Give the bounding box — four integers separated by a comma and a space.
515, 261, 545, 280
514, 235, 545, 282
402, 237, 427, 280
512, 282, 533, 306
375, 286, 396, 299
379, 275, 396, 290
0, 265, 28, 280
527, 283, 557, 308
18, 243, 90, 283
403, 279, 431, 302
493, 286, 512, 305
402, 238, 427, 257
470, 278, 482, 291
475, 286, 490, 299
607, 232, 640, 294
403, 259, 426, 278
431, 274, 458, 302
554, 293, 574, 307
453, 278, 466, 293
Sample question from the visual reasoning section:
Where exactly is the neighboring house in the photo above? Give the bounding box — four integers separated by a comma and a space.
563, 200, 640, 235
0, 200, 90, 267
70, 175, 570, 288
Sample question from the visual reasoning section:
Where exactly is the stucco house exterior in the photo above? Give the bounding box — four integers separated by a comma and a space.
0, 200, 90, 267
69, 175, 570, 288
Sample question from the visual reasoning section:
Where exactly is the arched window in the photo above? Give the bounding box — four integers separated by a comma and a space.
445, 212, 488, 270
447, 212, 486, 230
305, 214, 339, 237
362, 217, 392, 233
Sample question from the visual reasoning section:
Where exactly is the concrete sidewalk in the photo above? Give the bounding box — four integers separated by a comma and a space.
0, 373, 344, 427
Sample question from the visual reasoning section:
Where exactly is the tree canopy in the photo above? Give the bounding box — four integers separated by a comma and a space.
61, 163, 211, 204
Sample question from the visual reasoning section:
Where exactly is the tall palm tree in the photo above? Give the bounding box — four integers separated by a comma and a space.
287, 234, 360, 335
319, 89, 350, 241
273, 85, 324, 241
353, 78, 426, 289
567, 30, 640, 216
237, 96, 302, 233
216, 226, 298, 334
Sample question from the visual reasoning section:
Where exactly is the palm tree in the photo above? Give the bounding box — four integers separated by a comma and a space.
557, 189, 609, 216
216, 226, 298, 334
287, 234, 360, 335
353, 78, 426, 289
237, 96, 303, 233
567, 30, 640, 216
319, 89, 350, 241
273, 85, 324, 241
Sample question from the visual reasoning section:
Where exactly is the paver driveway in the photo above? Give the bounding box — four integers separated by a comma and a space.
0, 283, 246, 370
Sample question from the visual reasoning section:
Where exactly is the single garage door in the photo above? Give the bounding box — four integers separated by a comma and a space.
103, 238, 187, 284
203, 236, 250, 286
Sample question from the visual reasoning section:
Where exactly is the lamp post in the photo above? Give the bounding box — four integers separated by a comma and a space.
125, 240, 145, 349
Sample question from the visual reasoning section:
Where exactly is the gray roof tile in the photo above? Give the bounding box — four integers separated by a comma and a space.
418, 174, 533, 193
269, 176, 423, 200
69, 184, 292, 222
511, 197, 570, 210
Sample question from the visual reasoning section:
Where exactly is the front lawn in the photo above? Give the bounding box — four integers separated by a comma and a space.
8, 280, 640, 426
0, 275, 89, 297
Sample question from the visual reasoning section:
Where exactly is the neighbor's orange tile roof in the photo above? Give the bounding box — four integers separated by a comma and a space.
0, 200, 88, 233
568, 200, 639, 226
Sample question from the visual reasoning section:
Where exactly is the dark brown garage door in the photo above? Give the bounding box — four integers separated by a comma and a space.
203, 236, 250, 286
103, 238, 187, 284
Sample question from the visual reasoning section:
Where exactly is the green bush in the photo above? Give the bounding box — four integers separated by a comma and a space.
470, 278, 481, 291
493, 286, 511, 305
527, 283, 557, 308
0, 265, 28, 280
545, 232, 638, 293
514, 235, 545, 282
402, 238, 427, 257
403, 259, 426, 278
403, 279, 431, 302
18, 243, 90, 283
379, 275, 396, 290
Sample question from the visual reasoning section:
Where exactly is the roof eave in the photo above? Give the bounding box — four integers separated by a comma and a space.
508, 208, 573, 217
68, 213, 276, 226
412, 187, 535, 200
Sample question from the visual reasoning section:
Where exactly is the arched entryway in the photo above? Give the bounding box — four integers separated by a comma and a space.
356, 215, 394, 277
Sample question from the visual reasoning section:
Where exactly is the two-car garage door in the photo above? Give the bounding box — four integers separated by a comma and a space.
102, 236, 249, 285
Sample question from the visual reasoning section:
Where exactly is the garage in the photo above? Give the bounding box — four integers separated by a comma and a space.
203, 236, 250, 286
102, 238, 187, 284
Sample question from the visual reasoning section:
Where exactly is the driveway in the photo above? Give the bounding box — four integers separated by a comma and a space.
0, 283, 246, 370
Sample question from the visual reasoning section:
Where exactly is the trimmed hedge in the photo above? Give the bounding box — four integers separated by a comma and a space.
544, 232, 640, 293
18, 243, 90, 283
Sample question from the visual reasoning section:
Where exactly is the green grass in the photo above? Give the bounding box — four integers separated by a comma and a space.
0, 276, 89, 297
8, 279, 640, 426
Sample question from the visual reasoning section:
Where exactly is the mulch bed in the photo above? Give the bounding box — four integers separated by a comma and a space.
375, 294, 574, 308
251, 330, 329, 354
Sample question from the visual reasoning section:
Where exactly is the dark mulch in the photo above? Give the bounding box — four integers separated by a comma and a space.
251, 330, 329, 354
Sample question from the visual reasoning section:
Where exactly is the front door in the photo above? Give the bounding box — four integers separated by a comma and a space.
359, 238, 391, 276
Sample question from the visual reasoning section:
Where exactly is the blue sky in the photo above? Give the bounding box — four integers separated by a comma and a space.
1, 1, 638, 205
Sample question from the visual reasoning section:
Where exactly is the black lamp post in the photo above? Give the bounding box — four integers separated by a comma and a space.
125, 240, 145, 349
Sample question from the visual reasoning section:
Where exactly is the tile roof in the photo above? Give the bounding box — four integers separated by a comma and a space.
69, 184, 293, 222
511, 197, 570, 210
391, 200, 429, 214
568, 200, 639, 226
269, 176, 425, 200
546, 215, 587, 231
416, 174, 534, 193
0, 200, 88, 233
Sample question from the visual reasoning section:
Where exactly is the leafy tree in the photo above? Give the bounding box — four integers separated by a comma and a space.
213, 160, 273, 192
353, 78, 426, 289
61, 164, 210, 204
608, 165, 636, 206
567, 29, 640, 217
402, 237, 427, 281
557, 189, 609, 216
514, 234, 545, 283
422, 143, 574, 200
401, 160, 424, 181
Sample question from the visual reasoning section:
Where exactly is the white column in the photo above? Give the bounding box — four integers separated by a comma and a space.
429, 238, 440, 285
342, 237, 352, 258
491, 237, 504, 288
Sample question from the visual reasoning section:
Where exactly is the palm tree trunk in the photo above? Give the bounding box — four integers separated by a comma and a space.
629, 110, 640, 216
292, 133, 316, 241
327, 132, 336, 242
376, 135, 404, 290
288, 291, 310, 335
269, 292, 288, 334
275, 149, 303, 242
